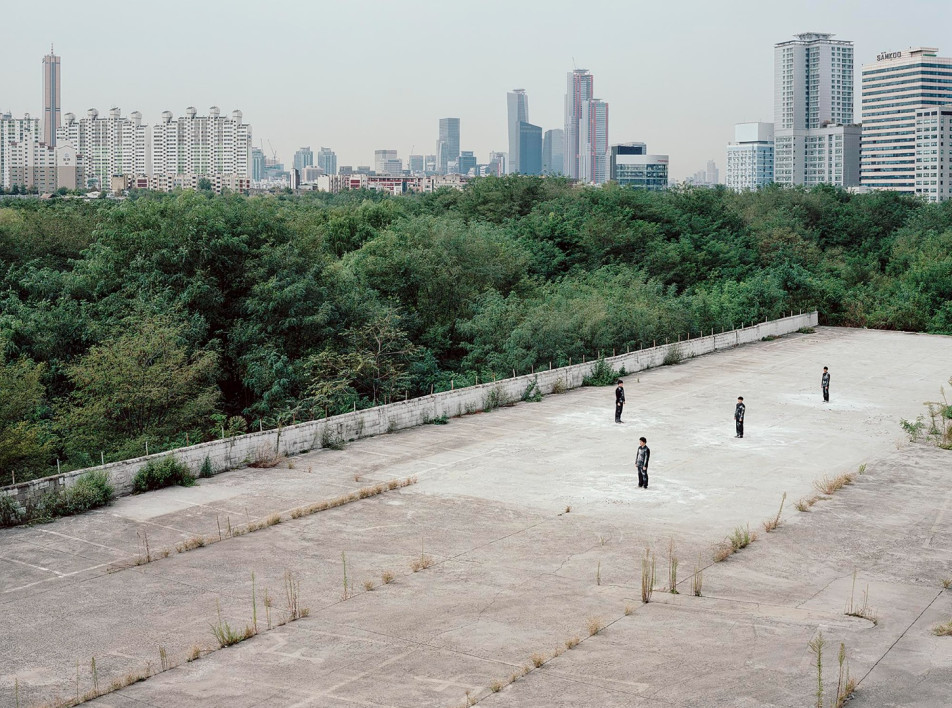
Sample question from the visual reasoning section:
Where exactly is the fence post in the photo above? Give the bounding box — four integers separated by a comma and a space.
57, 459, 61, 474
101, 451, 105, 466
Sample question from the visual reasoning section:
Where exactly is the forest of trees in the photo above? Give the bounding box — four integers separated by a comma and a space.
1, 177, 951, 484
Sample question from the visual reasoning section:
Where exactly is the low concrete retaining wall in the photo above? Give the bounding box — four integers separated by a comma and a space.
1, 311, 817, 508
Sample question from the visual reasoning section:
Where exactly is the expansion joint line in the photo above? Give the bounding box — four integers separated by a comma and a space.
855, 588, 944, 688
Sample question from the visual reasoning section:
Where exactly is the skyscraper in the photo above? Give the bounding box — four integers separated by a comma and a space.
0, 113, 40, 189
518, 122, 542, 175
151, 107, 251, 180
458, 151, 477, 176
579, 98, 609, 184
436, 118, 460, 174
507, 89, 528, 175
564, 69, 594, 180
293, 147, 313, 172
726, 123, 775, 191
543, 129, 564, 175
773, 32, 857, 187
42, 47, 61, 146
861, 47, 952, 194
317, 147, 337, 176
251, 147, 265, 181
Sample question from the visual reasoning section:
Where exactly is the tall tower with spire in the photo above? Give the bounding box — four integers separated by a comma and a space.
42, 45, 61, 146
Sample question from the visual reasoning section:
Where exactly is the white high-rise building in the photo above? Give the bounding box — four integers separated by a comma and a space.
861, 48, 952, 193
727, 122, 775, 191
0, 113, 40, 189
317, 147, 337, 176
151, 107, 251, 179
914, 105, 952, 202
293, 147, 313, 172
57, 108, 149, 189
774, 32, 858, 187
7, 139, 82, 193
564, 69, 594, 180
374, 149, 399, 175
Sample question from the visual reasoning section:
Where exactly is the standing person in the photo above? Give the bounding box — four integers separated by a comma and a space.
821, 367, 831, 402
734, 397, 745, 438
636, 437, 650, 488
614, 379, 625, 423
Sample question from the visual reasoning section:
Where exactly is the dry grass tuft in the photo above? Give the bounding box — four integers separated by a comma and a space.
941, 577, 951, 590
814, 472, 855, 496
489, 679, 503, 693
845, 570, 878, 625
564, 505, 572, 514
176, 536, 206, 553
530, 652, 547, 668
587, 616, 603, 636
713, 541, 734, 562
363, 579, 375, 592
265, 513, 281, 526
381, 570, 395, 585
763, 492, 787, 532
565, 635, 580, 650
932, 619, 952, 636
624, 603, 634, 616
290, 508, 306, 519
249, 449, 286, 469
187, 645, 202, 662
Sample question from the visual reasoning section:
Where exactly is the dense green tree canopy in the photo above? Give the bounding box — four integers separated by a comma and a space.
1, 179, 951, 484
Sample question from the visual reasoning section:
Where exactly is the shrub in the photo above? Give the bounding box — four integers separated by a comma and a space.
133, 457, 195, 493
663, 345, 683, 366
583, 357, 620, 387
53, 471, 114, 516
0, 494, 24, 527
199, 456, 214, 478
521, 377, 543, 402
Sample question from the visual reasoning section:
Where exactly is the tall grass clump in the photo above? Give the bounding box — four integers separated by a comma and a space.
583, 357, 622, 386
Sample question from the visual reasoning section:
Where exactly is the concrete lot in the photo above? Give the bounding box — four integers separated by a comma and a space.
1, 326, 951, 707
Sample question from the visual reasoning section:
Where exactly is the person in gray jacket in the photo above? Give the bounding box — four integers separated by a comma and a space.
821, 367, 830, 402
636, 437, 650, 488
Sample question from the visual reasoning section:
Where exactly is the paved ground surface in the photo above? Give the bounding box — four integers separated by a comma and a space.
1, 326, 951, 708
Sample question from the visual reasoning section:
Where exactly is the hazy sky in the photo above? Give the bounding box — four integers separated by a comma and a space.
2, 0, 951, 180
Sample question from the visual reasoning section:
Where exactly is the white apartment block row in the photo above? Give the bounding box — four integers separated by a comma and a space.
50, 107, 251, 190
914, 106, 952, 203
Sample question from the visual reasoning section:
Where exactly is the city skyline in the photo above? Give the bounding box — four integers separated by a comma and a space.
1, 0, 951, 180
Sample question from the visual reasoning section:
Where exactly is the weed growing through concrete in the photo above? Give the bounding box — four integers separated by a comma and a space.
341, 551, 349, 600
411, 537, 434, 572
521, 377, 543, 403
210, 599, 251, 647
489, 679, 503, 693
596, 560, 601, 586
692, 556, 703, 596
845, 570, 878, 624
551, 377, 567, 394
763, 492, 787, 533
663, 344, 683, 366
564, 505, 571, 514
667, 540, 679, 594
187, 646, 202, 662
587, 616, 603, 636
158, 647, 169, 672
565, 635, 580, 649
531, 652, 547, 668
729, 524, 756, 551
808, 631, 825, 708
284, 570, 309, 621
833, 642, 857, 708
381, 570, 395, 585
363, 579, 375, 592
641, 548, 656, 603
942, 577, 951, 590
624, 603, 634, 616
264, 587, 273, 630
933, 618, 952, 636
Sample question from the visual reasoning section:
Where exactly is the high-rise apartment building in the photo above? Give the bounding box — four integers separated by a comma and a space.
564, 69, 594, 180
57, 108, 149, 189
437, 118, 460, 174
517, 123, 542, 175
8, 140, 83, 192
317, 147, 337, 176
774, 32, 858, 187
151, 107, 251, 180
610, 143, 668, 190
706, 160, 720, 185
579, 98, 609, 184
726, 122, 775, 191
42, 48, 61, 147
861, 47, 952, 193
543, 128, 564, 175
1, 113, 41, 189
914, 106, 952, 202
507, 89, 529, 174
293, 147, 314, 172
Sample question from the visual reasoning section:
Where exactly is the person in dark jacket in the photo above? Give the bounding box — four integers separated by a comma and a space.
821, 367, 830, 402
614, 380, 625, 423
636, 437, 650, 488
734, 397, 745, 438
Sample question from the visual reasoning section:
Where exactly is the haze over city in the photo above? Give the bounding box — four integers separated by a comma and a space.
2, 0, 950, 180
